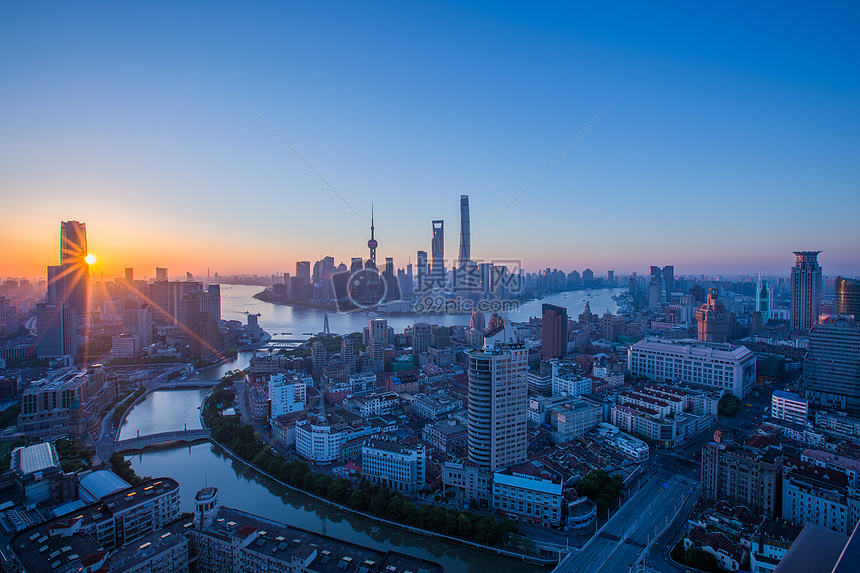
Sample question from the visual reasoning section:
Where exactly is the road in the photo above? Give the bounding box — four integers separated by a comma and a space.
557, 467, 697, 573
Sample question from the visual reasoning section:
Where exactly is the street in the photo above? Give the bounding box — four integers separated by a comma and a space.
556, 467, 696, 573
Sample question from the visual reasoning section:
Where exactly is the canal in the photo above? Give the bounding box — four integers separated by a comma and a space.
124, 385, 547, 572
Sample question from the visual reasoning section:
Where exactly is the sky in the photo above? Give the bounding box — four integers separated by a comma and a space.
1, 1, 858, 280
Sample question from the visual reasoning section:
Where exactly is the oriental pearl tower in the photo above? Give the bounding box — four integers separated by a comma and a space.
362, 205, 383, 306
365, 205, 378, 270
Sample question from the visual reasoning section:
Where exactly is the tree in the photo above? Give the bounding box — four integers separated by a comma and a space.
575, 469, 623, 514
348, 489, 366, 511
401, 500, 418, 525
369, 493, 388, 516
718, 394, 741, 417
444, 511, 459, 536
456, 514, 472, 539
475, 517, 501, 545
508, 532, 537, 554
314, 474, 332, 496
685, 547, 723, 573
387, 495, 403, 521
327, 479, 349, 503
301, 472, 316, 492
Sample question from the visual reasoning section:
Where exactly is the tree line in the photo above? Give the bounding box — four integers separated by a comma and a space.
206, 403, 532, 552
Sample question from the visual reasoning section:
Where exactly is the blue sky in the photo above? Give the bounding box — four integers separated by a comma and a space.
1, 1, 858, 278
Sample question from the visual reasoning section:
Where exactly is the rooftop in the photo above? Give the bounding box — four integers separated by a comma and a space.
104, 517, 193, 572
802, 449, 860, 473
363, 438, 423, 455
78, 470, 131, 503
199, 507, 445, 573
634, 337, 753, 360
12, 442, 60, 477
774, 523, 849, 573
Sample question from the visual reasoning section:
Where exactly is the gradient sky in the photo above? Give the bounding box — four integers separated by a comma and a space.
1, 1, 858, 280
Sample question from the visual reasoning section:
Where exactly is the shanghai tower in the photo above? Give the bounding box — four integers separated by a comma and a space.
458, 195, 470, 269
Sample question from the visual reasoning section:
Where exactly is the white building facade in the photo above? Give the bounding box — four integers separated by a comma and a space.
628, 338, 756, 398
268, 373, 308, 418
361, 439, 426, 494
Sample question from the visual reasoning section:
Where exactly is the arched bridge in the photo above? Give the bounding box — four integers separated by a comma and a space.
114, 429, 211, 453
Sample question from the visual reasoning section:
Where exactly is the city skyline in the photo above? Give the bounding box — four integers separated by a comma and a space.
2, 3, 859, 277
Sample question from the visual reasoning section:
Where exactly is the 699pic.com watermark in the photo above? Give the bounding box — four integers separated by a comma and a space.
330, 258, 524, 313
411, 294, 520, 314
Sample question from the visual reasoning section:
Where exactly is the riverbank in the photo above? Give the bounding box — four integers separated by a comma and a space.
200, 387, 557, 566
205, 433, 558, 567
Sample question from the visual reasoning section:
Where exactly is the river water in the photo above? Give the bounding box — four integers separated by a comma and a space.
124, 387, 546, 572
221, 283, 621, 338
122, 286, 617, 571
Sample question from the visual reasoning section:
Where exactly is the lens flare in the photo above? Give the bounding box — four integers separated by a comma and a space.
85, 254, 97, 265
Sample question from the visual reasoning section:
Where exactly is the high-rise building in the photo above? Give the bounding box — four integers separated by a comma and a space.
45, 265, 65, 305
696, 288, 730, 343
470, 311, 485, 330
416, 250, 428, 293
412, 322, 431, 353
648, 270, 663, 310
791, 251, 822, 333
166, 281, 196, 325
36, 302, 77, 359
701, 441, 782, 518
311, 341, 326, 373
466, 321, 527, 471
431, 220, 444, 287
662, 265, 674, 298
366, 340, 384, 372
60, 221, 87, 267
541, 303, 568, 360
269, 373, 306, 417
124, 268, 134, 284
804, 315, 860, 412
369, 318, 387, 344
836, 277, 860, 319
458, 195, 470, 269
295, 261, 311, 282
155, 267, 168, 281
148, 280, 170, 325
122, 304, 153, 348
341, 337, 355, 374
56, 221, 90, 314
602, 311, 625, 343
201, 284, 221, 323
383, 257, 400, 300
756, 276, 774, 321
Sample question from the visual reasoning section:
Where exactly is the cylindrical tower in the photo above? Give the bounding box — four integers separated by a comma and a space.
195, 487, 219, 527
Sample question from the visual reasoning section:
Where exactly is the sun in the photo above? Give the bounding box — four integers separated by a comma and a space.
85, 254, 97, 265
